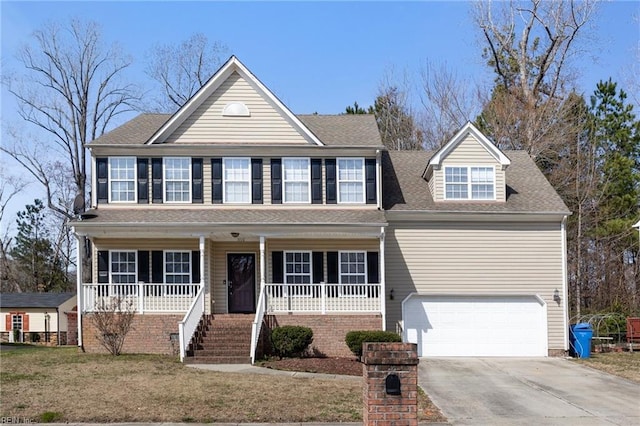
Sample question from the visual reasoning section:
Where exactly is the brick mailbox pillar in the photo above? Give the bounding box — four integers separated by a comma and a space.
362, 342, 419, 426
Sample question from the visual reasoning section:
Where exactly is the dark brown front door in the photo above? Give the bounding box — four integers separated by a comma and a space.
227, 253, 256, 313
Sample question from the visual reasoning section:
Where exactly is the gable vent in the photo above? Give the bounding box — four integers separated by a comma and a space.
222, 102, 250, 117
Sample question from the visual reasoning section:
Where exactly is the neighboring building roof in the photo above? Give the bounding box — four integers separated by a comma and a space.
89, 113, 383, 148
0, 292, 76, 309
383, 150, 570, 214
74, 208, 387, 227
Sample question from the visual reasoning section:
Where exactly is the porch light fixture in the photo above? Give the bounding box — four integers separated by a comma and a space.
553, 288, 561, 305
231, 232, 240, 238
389, 288, 395, 300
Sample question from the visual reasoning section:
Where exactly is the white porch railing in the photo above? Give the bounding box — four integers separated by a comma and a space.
264, 283, 382, 313
178, 285, 205, 362
81, 283, 199, 313
250, 288, 267, 364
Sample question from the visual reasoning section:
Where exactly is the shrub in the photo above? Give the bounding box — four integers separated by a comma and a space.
271, 325, 313, 358
345, 330, 402, 358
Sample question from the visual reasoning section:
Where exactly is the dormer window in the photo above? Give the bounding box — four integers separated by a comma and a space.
444, 166, 495, 200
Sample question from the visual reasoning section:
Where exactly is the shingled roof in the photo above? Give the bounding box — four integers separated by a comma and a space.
383, 150, 570, 214
89, 113, 383, 147
0, 292, 76, 309
76, 208, 386, 227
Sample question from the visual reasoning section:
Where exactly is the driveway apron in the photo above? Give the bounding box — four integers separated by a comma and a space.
419, 357, 640, 425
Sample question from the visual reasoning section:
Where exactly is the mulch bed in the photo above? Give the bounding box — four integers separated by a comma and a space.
260, 356, 363, 376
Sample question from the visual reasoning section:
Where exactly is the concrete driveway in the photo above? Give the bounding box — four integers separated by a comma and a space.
419, 357, 640, 425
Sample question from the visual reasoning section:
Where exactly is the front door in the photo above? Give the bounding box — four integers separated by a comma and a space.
227, 253, 256, 313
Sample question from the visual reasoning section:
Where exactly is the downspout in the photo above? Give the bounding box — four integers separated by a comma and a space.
379, 227, 386, 331
561, 216, 569, 353
199, 236, 205, 313
74, 230, 83, 350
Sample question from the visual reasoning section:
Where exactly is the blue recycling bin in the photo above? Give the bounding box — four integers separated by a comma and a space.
569, 323, 593, 358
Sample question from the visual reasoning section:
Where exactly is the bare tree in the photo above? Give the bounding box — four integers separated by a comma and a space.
474, 0, 598, 156
0, 170, 27, 292
1, 18, 141, 282
419, 61, 482, 149
89, 296, 136, 355
146, 33, 228, 112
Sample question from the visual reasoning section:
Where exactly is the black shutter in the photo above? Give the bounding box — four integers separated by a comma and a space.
367, 252, 380, 284
152, 251, 163, 283
138, 251, 149, 282
211, 158, 222, 204
192, 251, 200, 284
365, 158, 377, 204
327, 251, 338, 284
192, 158, 203, 203
96, 158, 108, 204
325, 159, 336, 204
311, 159, 323, 204
152, 158, 163, 203
272, 251, 284, 283
251, 158, 263, 204
312, 252, 324, 283
97, 250, 109, 283
271, 159, 282, 204
137, 158, 149, 204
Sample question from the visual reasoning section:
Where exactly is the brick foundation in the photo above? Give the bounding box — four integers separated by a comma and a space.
265, 314, 382, 358
548, 348, 567, 357
362, 342, 419, 426
82, 314, 183, 355
67, 312, 78, 346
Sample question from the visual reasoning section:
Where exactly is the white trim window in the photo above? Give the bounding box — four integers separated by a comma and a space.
337, 158, 365, 203
285, 251, 312, 296
339, 251, 367, 296
12, 314, 23, 331
283, 158, 310, 203
164, 157, 191, 202
110, 251, 137, 284
223, 158, 251, 203
165, 251, 191, 284
109, 157, 136, 202
444, 166, 495, 200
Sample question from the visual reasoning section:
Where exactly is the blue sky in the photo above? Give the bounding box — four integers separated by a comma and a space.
1, 1, 639, 224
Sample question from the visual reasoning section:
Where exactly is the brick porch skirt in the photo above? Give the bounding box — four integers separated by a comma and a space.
264, 313, 383, 358
81, 314, 183, 355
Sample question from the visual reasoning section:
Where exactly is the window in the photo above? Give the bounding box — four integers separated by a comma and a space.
337, 158, 364, 203
164, 157, 191, 202
165, 251, 192, 295
285, 251, 312, 296
339, 251, 367, 296
109, 157, 136, 202
445, 166, 495, 200
223, 158, 251, 203
12, 314, 23, 331
110, 251, 137, 284
283, 158, 310, 203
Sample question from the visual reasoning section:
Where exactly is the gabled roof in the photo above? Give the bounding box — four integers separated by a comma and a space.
88, 113, 383, 147
0, 292, 76, 309
425, 122, 511, 178
146, 56, 324, 146
384, 150, 570, 214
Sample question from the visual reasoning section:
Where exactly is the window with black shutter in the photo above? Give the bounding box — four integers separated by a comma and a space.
325, 159, 336, 204
192, 158, 203, 203
271, 159, 282, 204
96, 158, 108, 204
137, 158, 149, 203
211, 158, 223, 203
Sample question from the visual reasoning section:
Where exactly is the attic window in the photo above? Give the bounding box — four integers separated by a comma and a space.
222, 102, 250, 117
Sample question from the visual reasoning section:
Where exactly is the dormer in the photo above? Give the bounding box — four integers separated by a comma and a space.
423, 122, 510, 202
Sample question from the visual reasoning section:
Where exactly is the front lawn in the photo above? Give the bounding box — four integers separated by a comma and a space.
0, 346, 443, 423
574, 351, 640, 383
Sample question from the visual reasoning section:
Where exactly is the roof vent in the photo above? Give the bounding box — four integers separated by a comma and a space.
222, 102, 250, 117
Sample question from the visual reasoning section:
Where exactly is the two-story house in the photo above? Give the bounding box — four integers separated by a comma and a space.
72, 56, 570, 362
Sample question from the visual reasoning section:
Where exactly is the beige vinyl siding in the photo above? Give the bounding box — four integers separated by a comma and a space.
264, 159, 272, 204
385, 221, 565, 350
266, 239, 379, 283
433, 135, 507, 202
165, 72, 310, 145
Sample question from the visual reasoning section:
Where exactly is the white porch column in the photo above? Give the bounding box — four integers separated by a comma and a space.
259, 236, 266, 289
379, 227, 386, 331
74, 230, 83, 348
199, 236, 205, 312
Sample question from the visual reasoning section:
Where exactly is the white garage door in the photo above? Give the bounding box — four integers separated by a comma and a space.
403, 295, 547, 357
